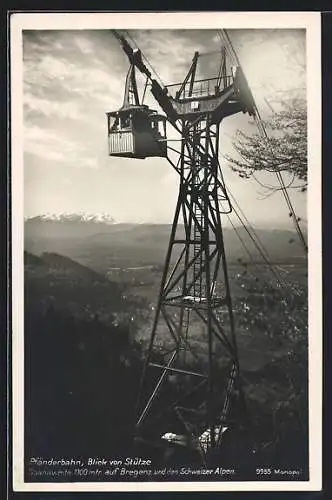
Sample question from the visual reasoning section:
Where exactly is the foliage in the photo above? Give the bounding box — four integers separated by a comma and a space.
234, 268, 308, 465
226, 97, 307, 192
25, 306, 144, 457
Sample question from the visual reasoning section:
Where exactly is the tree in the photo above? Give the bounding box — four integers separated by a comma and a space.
226, 97, 307, 194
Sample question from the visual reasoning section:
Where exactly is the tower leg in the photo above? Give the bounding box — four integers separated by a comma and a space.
135, 114, 245, 458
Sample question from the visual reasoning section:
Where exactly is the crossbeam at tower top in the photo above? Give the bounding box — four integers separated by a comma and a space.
110, 29, 256, 125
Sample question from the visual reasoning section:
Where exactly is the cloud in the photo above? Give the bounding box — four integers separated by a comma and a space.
23, 30, 127, 168
22, 28, 307, 224
80, 157, 99, 169
23, 30, 124, 129
74, 35, 94, 54
128, 29, 213, 85
25, 93, 85, 120
24, 55, 122, 106
24, 123, 100, 169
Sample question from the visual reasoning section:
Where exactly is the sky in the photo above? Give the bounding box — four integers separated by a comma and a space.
23, 28, 307, 228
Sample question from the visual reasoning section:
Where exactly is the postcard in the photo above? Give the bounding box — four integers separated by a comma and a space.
10, 11, 322, 492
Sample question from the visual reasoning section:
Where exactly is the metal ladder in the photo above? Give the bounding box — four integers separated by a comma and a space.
193, 202, 204, 300
192, 120, 206, 301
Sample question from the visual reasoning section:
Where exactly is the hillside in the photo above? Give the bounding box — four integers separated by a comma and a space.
24, 250, 144, 458
24, 250, 143, 325
24, 218, 307, 272
23, 245, 308, 471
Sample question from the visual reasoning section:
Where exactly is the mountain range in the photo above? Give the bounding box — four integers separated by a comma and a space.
24, 215, 307, 270
26, 212, 116, 224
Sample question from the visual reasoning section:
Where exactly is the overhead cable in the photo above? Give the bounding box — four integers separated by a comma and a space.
218, 29, 307, 254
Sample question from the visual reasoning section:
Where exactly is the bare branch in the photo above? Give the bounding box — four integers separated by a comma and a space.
226, 97, 307, 192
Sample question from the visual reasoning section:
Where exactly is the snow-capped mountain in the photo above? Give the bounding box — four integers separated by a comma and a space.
25, 212, 116, 225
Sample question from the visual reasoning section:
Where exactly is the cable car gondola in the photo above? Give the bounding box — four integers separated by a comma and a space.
106, 64, 167, 159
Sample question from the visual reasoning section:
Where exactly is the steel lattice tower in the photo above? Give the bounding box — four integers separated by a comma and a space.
134, 112, 246, 454
107, 33, 256, 458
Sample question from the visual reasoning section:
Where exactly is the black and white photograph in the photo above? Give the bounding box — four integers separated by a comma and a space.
10, 12, 322, 492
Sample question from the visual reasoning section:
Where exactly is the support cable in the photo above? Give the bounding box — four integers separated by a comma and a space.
224, 204, 288, 290
124, 30, 166, 88
227, 186, 282, 266
218, 29, 307, 254
215, 160, 289, 288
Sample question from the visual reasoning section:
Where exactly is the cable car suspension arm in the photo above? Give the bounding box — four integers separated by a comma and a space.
111, 30, 179, 124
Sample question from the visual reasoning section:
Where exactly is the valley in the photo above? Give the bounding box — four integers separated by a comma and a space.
23, 218, 308, 479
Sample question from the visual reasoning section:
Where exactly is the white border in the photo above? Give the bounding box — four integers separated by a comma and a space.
11, 11, 322, 492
